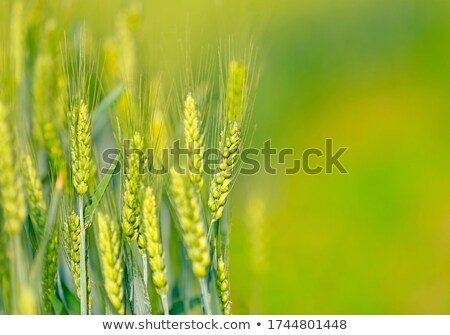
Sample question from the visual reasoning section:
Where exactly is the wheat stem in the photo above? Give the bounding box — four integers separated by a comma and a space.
142, 254, 148, 288
199, 277, 212, 315
161, 294, 169, 315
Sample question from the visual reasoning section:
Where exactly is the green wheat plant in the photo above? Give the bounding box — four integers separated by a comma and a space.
0, 0, 256, 316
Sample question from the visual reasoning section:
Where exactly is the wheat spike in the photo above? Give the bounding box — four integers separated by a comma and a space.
142, 187, 168, 296
42, 228, 59, 314
122, 132, 145, 249
208, 121, 241, 221
23, 155, 47, 236
0, 101, 26, 235
216, 256, 231, 315
170, 169, 210, 278
97, 212, 124, 315
184, 93, 204, 190
63, 211, 92, 305
70, 100, 92, 196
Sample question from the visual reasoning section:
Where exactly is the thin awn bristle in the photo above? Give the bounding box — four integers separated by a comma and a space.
216, 256, 231, 315
97, 212, 124, 315
142, 187, 168, 298
184, 93, 205, 190
226, 61, 246, 122
170, 169, 210, 278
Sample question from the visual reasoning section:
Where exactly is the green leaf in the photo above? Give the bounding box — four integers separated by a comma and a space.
58, 278, 81, 315
170, 297, 202, 315
124, 242, 152, 315
84, 158, 119, 221
50, 296, 69, 315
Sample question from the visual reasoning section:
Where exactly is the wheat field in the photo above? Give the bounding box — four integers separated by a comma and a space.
0, 0, 256, 315
1, 0, 450, 316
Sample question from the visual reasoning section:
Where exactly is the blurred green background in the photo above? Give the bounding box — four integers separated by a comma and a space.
3, 0, 450, 314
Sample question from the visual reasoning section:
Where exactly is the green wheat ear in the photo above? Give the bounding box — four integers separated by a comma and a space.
23, 155, 47, 237
170, 169, 210, 278
208, 121, 241, 221
0, 101, 26, 236
63, 211, 92, 306
122, 131, 145, 248
70, 100, 93, 197
142, 186, 169, 313
22, 154, 59, 313
216, 256, 231, 315
97, 212, 124, 315
184, 93, 204, 190
42, 228, 59, 314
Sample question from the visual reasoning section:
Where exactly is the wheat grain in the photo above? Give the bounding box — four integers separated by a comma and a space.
97, 212, 124, 315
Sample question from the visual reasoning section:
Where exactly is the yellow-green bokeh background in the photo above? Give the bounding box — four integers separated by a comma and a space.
3, 0, 450, 314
